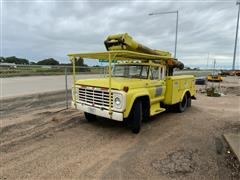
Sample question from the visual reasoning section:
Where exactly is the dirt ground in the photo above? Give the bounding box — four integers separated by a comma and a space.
0, 77, 240, 180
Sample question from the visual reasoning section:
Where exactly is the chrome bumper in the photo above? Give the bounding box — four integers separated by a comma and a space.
72, 102, 123, 121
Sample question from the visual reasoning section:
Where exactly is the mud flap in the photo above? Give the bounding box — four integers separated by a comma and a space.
191, 96, 197, 100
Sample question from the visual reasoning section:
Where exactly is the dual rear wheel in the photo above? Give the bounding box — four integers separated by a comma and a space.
176, 93, 191, 113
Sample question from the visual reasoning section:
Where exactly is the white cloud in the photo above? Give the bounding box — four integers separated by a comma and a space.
1, 0, 239, 68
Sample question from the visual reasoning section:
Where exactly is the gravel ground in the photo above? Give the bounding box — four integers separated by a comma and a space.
0, 77, 239, 180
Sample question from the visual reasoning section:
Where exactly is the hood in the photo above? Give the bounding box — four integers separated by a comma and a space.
76, 77, 148, 90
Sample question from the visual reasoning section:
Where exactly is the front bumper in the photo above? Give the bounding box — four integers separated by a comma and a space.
72, 102, 123, 121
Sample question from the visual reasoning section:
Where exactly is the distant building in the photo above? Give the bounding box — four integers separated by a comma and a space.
0, 63, 17, 68
41, 65, 52, 69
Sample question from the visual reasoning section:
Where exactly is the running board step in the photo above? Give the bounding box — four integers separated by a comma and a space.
150, 104, 166, 116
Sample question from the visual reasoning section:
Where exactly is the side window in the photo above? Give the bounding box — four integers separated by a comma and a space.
151, 67, 159, 80
141, 66, 148, 78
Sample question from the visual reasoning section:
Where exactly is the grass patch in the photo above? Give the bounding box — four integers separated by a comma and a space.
0, 66, 104, 77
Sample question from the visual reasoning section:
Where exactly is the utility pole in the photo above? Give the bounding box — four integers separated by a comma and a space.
213, 59, 216, 71
149, 11, 179, 59
207, 53, 209, 69
175, 11, 179, 59
233, 0, 240, 70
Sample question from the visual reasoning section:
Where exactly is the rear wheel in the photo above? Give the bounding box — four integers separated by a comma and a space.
187, 96, 191, 107
131, 100, 143, 134
84, 112, 97, 122
177, 94, 187, 113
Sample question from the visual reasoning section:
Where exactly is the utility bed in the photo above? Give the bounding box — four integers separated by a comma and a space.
164, 75, 196, 105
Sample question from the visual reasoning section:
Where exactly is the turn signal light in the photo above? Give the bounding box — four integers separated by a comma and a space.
123, 86, 129, 92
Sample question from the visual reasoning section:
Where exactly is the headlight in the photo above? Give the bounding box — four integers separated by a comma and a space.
113, 94, 122, 109
115, 97, 121, 106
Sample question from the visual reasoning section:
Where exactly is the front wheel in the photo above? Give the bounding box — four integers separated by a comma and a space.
84, 112, 97, 122
177, 94, 187, 113
131, 100, 143, 134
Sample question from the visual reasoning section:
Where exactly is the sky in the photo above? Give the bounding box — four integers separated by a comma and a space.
1, 0, 240, 69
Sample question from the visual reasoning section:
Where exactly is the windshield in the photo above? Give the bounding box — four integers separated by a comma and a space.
112, 65, 149, 79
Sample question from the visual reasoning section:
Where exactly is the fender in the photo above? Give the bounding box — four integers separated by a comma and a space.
180, 89, 191, 102
123, 88, 150, 118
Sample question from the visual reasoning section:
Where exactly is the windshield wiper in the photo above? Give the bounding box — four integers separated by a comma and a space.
112, 75, 125, 77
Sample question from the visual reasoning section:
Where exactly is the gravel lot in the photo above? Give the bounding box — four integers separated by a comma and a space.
0, 77, 239, 180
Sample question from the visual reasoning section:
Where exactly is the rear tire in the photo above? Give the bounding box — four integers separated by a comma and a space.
84, 112, 97, 122
177, 94, 187, 113
131, 100, 142, 134
187, 96, 191, 107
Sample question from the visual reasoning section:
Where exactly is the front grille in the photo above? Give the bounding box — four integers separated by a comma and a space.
77, 86, 113, 109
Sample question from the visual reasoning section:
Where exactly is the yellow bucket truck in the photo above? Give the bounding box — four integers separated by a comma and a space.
68, 33, 196, 133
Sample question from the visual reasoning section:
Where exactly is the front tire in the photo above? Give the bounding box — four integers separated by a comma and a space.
131, 100, 143, 134
84, 112, 97, 122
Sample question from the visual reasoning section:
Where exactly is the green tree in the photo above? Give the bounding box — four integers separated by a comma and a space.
30, 61, 36, 65
37, 58, 59, 65
4, 56, 29, 64
0, 57, 5, 63
75, 57, 84, 66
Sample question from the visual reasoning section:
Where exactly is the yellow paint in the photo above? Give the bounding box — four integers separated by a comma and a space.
163, 75, 196, 105
75, 73, 195, 118
207, 74, 223, 82
150, 103, 166, 116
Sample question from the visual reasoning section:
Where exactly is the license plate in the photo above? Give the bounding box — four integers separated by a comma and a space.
88, 107, 96, 114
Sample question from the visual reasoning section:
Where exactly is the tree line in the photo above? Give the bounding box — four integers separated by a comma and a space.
0, 56, 87, 66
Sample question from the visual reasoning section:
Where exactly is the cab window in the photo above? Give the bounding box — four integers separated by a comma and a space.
150, 66, 165, 80
140, 66, 148, 78
151, 67, 159, 80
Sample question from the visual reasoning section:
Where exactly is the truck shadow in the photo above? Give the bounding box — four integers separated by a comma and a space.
84, 107, 196, 134
85, 116, 130, 133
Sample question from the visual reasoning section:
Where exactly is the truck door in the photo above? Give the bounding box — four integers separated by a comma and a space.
148, 66, 166, 102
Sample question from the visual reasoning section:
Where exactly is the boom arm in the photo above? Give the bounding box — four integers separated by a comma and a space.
105, 33, 171, 57
104, 33, 184, 70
